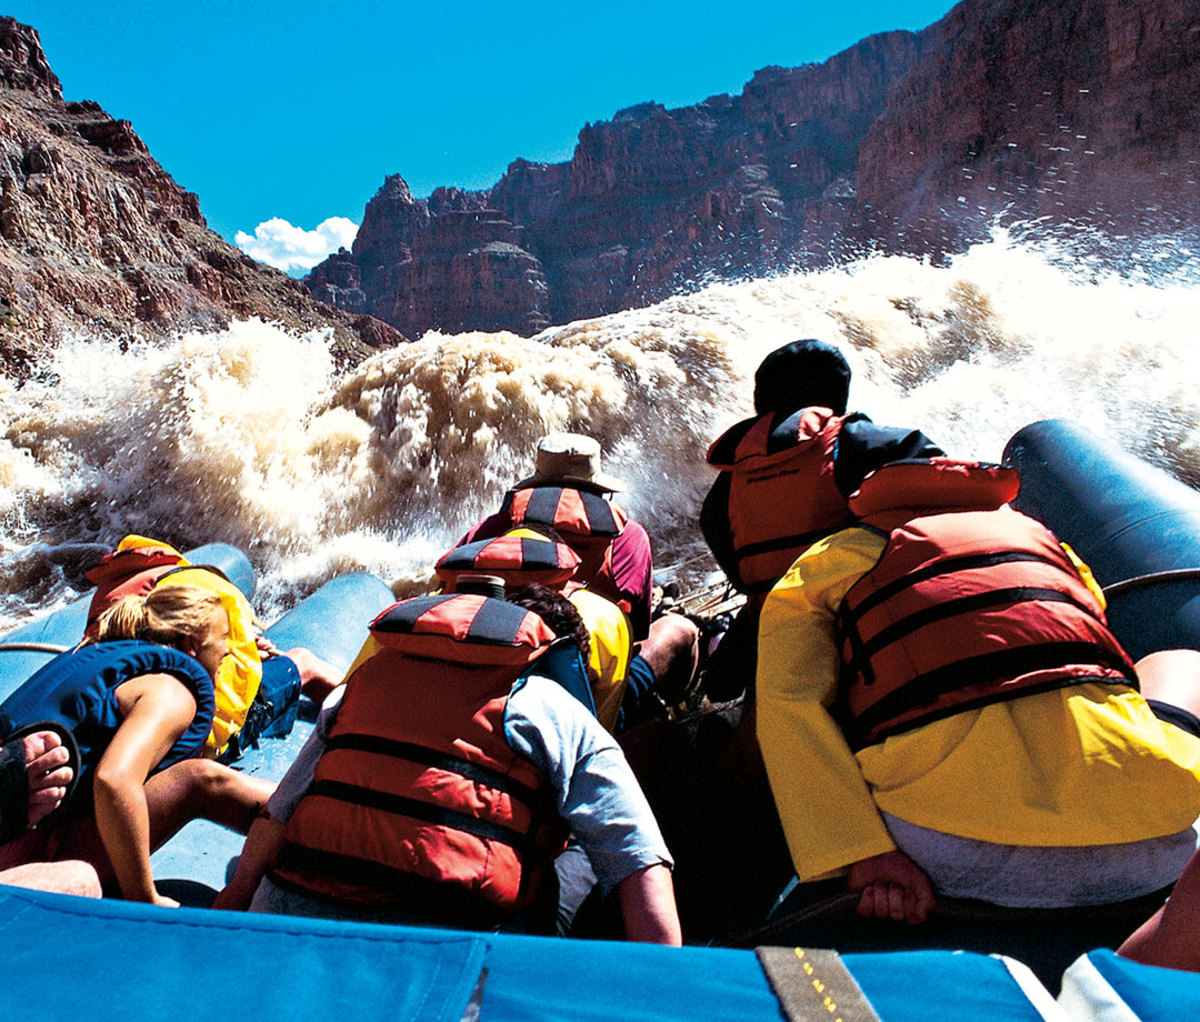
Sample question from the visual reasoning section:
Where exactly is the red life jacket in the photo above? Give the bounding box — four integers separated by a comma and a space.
834, 460, 1137, 749
435, 534, 581, 590
503, 485, 630, 613
707, 407, 851, 594
83, 544, 191, 637
272, 593, 570, 913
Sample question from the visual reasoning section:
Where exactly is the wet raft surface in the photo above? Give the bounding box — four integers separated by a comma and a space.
152, 715, 317, 900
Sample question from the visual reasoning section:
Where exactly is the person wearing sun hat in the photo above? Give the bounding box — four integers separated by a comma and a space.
463, 432, 656, 640
461, 432, 700, 728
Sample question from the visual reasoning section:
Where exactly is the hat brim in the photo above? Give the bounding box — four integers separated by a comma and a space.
514, 472, 625, 494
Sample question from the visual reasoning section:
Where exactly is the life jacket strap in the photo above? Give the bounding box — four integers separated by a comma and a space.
847, 586, 1114, 671
306, 779, 548, 857
325, 732, 549, 811
844, 641, 1138, 749
269, 846, 513, 927
846, 550, 1066, 620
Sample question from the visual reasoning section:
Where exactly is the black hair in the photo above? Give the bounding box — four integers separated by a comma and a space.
505, 583, 591, 662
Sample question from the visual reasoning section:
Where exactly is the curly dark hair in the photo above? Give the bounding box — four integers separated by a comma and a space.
505, 583, 591, 662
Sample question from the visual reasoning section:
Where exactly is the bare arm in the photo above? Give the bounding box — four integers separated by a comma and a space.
212, 814, 286, 911
93, 673, 195, 906
1119, 847, 1200, 971
618, 864, 682, 945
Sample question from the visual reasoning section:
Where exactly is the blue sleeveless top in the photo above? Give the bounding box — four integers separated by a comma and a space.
0, 640, 215, 801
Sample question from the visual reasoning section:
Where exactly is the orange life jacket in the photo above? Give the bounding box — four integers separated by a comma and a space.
435, 534, 581, 590
83, 543, 191, 637
707, 407, 851, 593
834, 460, 1137, 749
503, 485, 630, 612
273, 593, 571, 912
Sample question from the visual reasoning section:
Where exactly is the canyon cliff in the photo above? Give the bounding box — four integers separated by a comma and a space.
0, 17, 403, 374
308, 0, 1200, 339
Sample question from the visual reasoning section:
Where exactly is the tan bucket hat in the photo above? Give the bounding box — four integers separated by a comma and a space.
515, 433, 625, 493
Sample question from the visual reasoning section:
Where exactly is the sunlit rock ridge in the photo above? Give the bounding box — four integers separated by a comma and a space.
0, 17, 404, 372
307, 0, 1200, 339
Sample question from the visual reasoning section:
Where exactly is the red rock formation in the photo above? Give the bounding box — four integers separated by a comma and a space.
307, 0, 1200, 339
858, 0, 1200, 237
0, 17, 403, 368
310, 30, 922, 335
316, 177, 551, 338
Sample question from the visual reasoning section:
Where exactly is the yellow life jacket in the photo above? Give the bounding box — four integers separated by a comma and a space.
567, 587, 632, 733
89, 535, 264, 758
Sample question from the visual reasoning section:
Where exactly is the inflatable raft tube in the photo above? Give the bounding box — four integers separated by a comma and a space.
1004, 419, 1200, 661
0, 880, 1062, 1022
149, 569, 396, 891
0, 543, 255, 700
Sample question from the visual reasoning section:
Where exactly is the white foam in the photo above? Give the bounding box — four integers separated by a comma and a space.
2, 232, 1198, 628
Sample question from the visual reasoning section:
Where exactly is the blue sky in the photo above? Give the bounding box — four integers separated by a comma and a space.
10, 1, 959, 272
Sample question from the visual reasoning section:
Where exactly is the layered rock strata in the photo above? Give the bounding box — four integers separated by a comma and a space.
309, 0, 1200, 339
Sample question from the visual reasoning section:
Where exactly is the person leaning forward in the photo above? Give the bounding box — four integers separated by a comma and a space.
699, 340, 941, 702
83, 535, 340, 762
214, 589, 681, 945
756, 457, 1200, 924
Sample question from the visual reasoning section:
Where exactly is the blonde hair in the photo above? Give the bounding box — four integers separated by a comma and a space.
94, 584, 225, 651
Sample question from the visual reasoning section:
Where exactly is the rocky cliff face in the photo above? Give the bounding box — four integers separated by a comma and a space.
309, 0, 1200, 340
857, 0, 1200, 237
310, 29, 924, 337
0, 18, 403, 373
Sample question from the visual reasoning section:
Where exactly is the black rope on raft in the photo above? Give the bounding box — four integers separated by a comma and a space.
1104, 568, 1200, 597
0, 642, 70, 654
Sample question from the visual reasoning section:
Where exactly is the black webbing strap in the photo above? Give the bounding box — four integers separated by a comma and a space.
306, 779, 543, 857
844, 550, 1065, 620
756, 947, 881, 1022
155, 562, 233, 586
735, 526, 842, 565
0, 738, 29, 843
849, 586, 1106, 667
849, 641, 1138, 746
324, 732, 545, 808
269, 847, 510, 928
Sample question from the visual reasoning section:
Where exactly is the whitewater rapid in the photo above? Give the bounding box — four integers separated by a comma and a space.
3, 231, 1199, 630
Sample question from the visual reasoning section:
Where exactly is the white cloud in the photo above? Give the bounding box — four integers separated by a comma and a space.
234, 216, 359, 274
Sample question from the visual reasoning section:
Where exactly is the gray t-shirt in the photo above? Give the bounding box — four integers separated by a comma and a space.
266, 672, 672, 893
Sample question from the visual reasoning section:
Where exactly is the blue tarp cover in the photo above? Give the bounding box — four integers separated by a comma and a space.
0, 883, 778, 1022
1085, 948, 1200, 1019
0, 883, 1069, 1022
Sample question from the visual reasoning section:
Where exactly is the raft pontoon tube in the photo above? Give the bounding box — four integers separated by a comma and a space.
0, 543, 256, 700
1005, 419, 1200, 660
0, 882, 1070, 1022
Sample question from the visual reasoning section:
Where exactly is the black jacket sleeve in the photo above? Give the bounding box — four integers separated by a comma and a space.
699, 471, 743, 590
833, 415, 945, 498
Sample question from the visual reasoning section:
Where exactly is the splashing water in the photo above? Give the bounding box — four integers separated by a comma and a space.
3, 231, 1199, 629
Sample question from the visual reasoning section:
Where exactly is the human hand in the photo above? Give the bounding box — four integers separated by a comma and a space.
255, 635, 279, 658
846, 850, 935, 924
